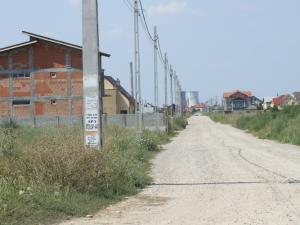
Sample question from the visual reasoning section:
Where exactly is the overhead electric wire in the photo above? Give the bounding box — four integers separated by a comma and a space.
138, 0, 156, 42
157, 38, 166, 64
122, 0, 168, 65
140, 18, 156, 45
125, 0, 134, 8
122, 0, 134, 12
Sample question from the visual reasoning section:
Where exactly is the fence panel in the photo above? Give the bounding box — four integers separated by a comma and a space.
0, 113, 167, 131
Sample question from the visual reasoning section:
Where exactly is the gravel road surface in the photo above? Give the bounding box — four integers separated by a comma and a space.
59, 116, 300, 225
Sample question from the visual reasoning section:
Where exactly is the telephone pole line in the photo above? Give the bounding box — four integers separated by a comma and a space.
130, 62, 134, 97
174, 72, 178, 115
82, 0, 103, 149
154, 26, 159, 131
134, 0, 142, 139
170, 65, 174, 116
164, 53, 168, 109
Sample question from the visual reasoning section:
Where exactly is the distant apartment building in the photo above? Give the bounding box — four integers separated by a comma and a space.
186, 91, 199, 108
223, 90, 262, 112
0, 31, 134, 119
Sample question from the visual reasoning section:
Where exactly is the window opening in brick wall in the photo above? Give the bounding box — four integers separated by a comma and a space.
50, 99, 57, 105
12, 100, 30, 105
50, 72, 57, 79
12, 73, 30, 78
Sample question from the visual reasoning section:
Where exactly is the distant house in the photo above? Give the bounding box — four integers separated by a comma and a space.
293, 92, 300, 104
191, 103, 208, 112
272, 94, 296, 110
103, 76, 135, 114
223, 90, 262, 112
262, 97, 275, 111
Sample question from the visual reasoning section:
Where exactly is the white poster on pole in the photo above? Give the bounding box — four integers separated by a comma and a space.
85, 96, 99, 147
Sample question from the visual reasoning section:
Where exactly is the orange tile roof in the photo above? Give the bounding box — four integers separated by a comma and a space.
191, 103, 207, 109
223, 90, 252, 98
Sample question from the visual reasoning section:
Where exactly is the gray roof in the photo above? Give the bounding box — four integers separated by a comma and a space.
0, 31, 110, 57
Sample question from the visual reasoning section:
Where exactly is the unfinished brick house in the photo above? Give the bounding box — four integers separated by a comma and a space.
0, 31, 134, 119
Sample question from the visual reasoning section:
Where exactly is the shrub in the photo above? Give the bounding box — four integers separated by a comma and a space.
171, 116, 188, 131
139, 131, 159, 152
0, 126, 157, 197
0, 120, 186, 225
1, 119, 18, 129
0, 128, 17, 157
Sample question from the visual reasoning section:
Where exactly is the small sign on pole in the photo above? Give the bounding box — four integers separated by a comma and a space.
85, 96, 100, 147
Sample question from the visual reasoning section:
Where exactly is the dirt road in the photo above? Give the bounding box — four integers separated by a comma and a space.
59, 116, 300, 225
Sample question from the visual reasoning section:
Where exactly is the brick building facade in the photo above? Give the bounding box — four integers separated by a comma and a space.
0, 31, 134, 119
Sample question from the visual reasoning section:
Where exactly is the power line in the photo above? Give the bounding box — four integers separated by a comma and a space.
122, 0, 134, 12
126, 0, 167, 65
157, 37, 166, 64
138, 0, 155, 42
140, 17, 157, 45
125, 0, 134, 8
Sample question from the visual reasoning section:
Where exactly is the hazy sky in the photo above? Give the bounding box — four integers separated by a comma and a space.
1, 0, 300, 103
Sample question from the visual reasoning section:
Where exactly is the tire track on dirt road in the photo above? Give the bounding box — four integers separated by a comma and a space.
210, 122, 300, 223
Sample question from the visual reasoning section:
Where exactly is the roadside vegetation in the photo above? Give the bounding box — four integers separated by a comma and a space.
0, 116, 187, 225
209, 106, 300, 146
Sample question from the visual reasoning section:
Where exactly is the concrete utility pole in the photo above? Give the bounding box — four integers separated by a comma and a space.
170, 65, 174, 116
82, 0, 103, 149
174, 71, 177, 114
180, 84, 183, 115
130, 62, 134, 98
134, 0, 142, 139
178, 80, 182, 115
175, 73, 181, 115
164, 53, 168, 108
154, 26, 159, 131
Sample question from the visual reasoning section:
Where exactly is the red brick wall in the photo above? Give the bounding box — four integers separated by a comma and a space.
34, 42, 66, 69
0, 41, 87, 118
13, 78, 31, 96
0, 54, 8, 70
0, 74, 9, 97
0, 101, 9, 118
35, 102, 43, 116
36, 100, 69, 116
71, 51, 82, 69
71, 72, 83, 96
72, 99, 83, 116
12, 105, 31, 117
11, 48, 30, 70
34, 72, 68, 97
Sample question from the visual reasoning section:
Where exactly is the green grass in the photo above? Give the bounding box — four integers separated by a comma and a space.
0, 116, 186, 225
209, 106, 300, 146
169, 116, 188, 133
0, 180, 117, 225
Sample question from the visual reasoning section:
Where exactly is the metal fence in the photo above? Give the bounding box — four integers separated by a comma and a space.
0, 113, 167, 131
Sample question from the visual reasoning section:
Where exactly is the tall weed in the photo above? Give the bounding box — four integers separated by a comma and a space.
209, 106, 300, 146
